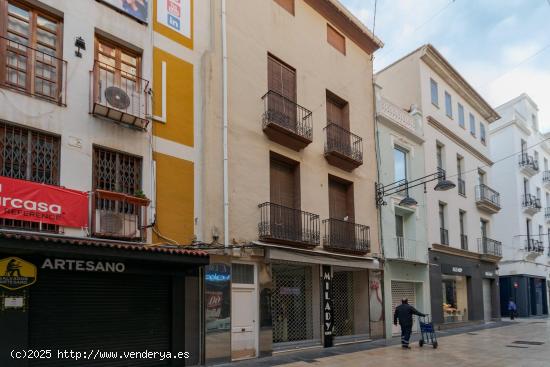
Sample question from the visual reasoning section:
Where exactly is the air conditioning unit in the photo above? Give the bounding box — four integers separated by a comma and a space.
96, 210, 139, 239
97, 78, 146, 126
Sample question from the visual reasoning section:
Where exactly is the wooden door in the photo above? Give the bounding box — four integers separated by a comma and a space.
329, 178, 354, 247
268, 56, 297, 131
326, 93, 350, 155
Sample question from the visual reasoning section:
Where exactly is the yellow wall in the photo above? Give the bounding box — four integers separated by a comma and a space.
153, 0, 194, 49
153, 152, 194, 244
152, 47, 194, 147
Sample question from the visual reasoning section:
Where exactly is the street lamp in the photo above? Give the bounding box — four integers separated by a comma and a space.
375, 168, 456, 207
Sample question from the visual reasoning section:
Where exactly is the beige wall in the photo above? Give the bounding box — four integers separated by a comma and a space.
203, 0, 379, 253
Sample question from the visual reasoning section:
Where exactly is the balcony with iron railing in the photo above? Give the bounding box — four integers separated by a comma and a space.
261, 90, 313, 151
518, 153, 539, 176
385, 237, 427, 263
0, 35, 67, 105
477, 237, 502, 257
475, 184, 501, 214
324, 123, 363, 171
522, 194, 541, 215
460, 234, 468, 250
457, 177, 466, 196
525, 238, 544, 254
440, 228, 449, 245
322, 218, 370, 255
258, 202, 320, 248
92, 190, 150, 241
544, 171, 550, 188
90, 60, 150, 130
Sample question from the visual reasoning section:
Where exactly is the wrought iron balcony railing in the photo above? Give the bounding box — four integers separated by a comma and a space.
91, 60, 150, 130
518, 153, 539, 172
0, 35, 67, 105
262, 90, 313, 150
92, 189, 150, 241
457, 177, 466, 196
478, 237, 502, 257
440, 228, 449, 245
322, 218, 370, 255
475, 184, 501, 212
522, 194, 541, 210
324, 123, 363, 171
460, 234, 468, 250
525, 238, 544, 253
258, 202, 320, 247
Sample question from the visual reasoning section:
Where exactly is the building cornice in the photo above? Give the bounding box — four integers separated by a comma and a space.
427, 116, 493, 166
420, 45, 500, 123
304, 0, 383, 54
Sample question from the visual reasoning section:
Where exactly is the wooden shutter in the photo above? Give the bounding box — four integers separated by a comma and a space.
268, 55, 296, 101
274, 0, 294, 15
329, 178, 353, 220
326, 98, 344, 127
270, 157, 297, 209
327, 24, 346, 55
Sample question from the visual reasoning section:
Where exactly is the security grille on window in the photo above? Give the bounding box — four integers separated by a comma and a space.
93, 147, 142, 195
1, 0, 63, 101
0, 121, 60, 232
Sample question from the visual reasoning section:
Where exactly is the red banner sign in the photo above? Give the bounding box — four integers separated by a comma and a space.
0, 177, 88, 228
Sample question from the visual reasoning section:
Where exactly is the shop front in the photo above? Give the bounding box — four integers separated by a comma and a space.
0, 233, 208, 367
499, 275, 548, 318
204, 245, 384, 364
429, 245, 500, 328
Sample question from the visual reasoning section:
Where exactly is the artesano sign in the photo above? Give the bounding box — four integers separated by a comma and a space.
0, 176, 88, 228
42, 258, 125, 273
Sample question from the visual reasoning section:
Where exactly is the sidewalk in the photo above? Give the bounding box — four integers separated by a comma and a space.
213, 319, 521, 366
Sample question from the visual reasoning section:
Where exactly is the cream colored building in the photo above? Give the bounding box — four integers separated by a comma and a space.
202, 0, 383, 362
377, 44, 503, 328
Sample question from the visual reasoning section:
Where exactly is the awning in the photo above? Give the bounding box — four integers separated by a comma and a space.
254, 241, 381, 270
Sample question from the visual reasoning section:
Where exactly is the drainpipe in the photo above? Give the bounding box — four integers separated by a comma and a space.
222, 0, 229, 249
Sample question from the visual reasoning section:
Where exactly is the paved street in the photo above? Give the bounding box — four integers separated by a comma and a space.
223, 318, 550, 367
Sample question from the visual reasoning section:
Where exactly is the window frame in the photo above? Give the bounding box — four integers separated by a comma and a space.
430, 78, 439, 107
0, 0, 64, 102
457, 103, 465, 128
326, 24, 346, 55
393, 146, 408, 183
445, 91, 452, 118
469, 113, 476, 137
480, 122, 486, 145
92, 145, 143, 195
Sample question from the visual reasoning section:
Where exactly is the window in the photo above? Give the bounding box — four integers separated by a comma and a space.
439, 202, 448, 245
328, 176, 354, 221
0, 121, 60, 232
274, 0, 294, 15
480, 219, 488, 239
1, 1, 63, 102
394, 147, 407, 183
458, 103, 465, 128
457, 156, 465, 196
326, 91, 349, 129
532, 114, 537, 130
534, 150, 539, 164
537, 187, 541, 201
469, 113, 476, 136
478, 169, 486, 186
93, 146, 142, 194
480, 122, 486, 145
95, 37, 141, 94
327, 24, 346, 55
544, 158, 548, 171
430, 79, 439, 106
445, 92, 452, 118
270, 153, 299, 209
521, 139, 527, 153
546, 192, 549, 208
232, 263, 255, 284
442, 275, 468, 323
459, 210, 466, 250
436, 144, 444, 170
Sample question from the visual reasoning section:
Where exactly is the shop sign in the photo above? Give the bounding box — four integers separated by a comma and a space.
41, 258, 125, 273
485, 271, 494, 277
157, 0, 191, 38
0, 257, 37, 290
452, 267, 463, 273
98, 0, 148, 23
322, 265, 333, 348
279, 287, 300, 295
0, 176, 88, 228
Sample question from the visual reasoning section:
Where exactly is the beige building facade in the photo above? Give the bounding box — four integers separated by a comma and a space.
202, 0, 383, 363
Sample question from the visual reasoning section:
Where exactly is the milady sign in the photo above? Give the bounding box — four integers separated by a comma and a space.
42, 258, 125, 273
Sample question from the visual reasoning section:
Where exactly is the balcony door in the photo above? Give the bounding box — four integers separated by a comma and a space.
270, 154, 300, 242
267, 55, 296, 131
328, 177, 354, 247
326, 91, 350, 155
395, 214, 404, 257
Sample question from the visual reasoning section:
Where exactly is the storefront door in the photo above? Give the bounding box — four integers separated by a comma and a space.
482, 279, 492, 322
231, 263, 258, 361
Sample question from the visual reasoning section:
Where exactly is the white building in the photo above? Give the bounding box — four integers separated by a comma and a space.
489, 93, 550, 317
376, 44, 502, 328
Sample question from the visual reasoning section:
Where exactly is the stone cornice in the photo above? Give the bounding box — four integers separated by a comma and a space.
427, 116, 493, 166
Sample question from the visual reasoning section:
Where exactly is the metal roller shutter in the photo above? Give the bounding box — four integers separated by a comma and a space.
29, 270, 171, 367
391, 281, 417, 335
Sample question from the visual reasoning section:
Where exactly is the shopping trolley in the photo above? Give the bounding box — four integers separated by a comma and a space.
418, 314, 438, 348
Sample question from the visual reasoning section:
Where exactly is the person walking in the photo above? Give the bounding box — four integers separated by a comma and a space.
394, 298, 426, 349
508, 299, 517, 320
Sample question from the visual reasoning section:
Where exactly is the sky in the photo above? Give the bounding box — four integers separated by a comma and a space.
341, 0, 550, 131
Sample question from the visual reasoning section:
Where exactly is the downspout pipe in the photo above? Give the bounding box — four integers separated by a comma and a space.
222, 0, 229, 249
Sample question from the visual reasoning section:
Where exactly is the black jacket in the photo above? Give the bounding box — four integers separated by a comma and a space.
394, 304, 425, 327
